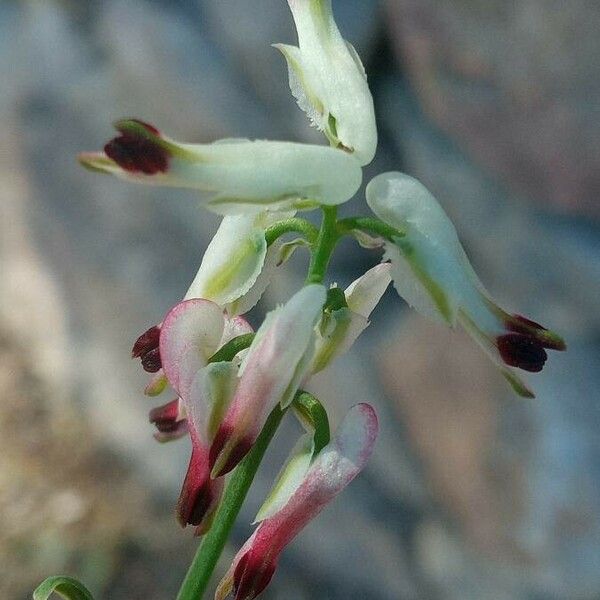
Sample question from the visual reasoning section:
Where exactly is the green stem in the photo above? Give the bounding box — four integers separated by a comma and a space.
176, 405, 286, 600
337, 216, 404, 242
264, 217, 319, 246
208, 333, 255, 364
306, 206, 339, 284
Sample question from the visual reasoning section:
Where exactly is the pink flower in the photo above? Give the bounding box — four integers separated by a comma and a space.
209, 284, 326, 477
159, 299, 252, 533
215, 403, 379, 600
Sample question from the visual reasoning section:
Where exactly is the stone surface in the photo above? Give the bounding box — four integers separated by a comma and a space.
384, 0, 600, 217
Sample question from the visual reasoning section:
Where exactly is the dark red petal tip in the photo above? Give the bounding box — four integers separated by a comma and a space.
104, 121, 169, 175
233, 551, 277, 600
132, 325, 163, 372
497, 333, 548, 372
140, 346, 162, 373
210, 426, 254, 477
132, 325, 161, 358
177, 448, 213, 527
149, 399, 180, 433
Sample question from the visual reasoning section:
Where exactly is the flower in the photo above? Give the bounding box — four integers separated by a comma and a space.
275, 0, 377, 165
311, 263, 392, 373
184, 211, 295, 316
78, 119, 362, 214
209, 284, 327, 477
215, 403, 379, 600
158, 299, 253, 532
366, 172, 566, 397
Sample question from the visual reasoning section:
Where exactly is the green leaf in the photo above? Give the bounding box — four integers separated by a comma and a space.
33, 576, 94, 600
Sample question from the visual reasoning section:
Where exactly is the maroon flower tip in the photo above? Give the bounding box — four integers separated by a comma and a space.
132, 325, 161, 358
177, 479, 214, 527
507, 314, 566, 351
149, 399, 180, 433
132, 325, 163, 372
104, 121, 169, 175
210, 426, 254, 477
233, 551, 277, 600
177, 448, 214, 527
497, 333, 548, 372
141, 346, 162, 373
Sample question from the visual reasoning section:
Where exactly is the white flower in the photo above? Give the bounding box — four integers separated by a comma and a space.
275, 0, 377, 165
366, 172, 565, 397
78, 119, 362, 214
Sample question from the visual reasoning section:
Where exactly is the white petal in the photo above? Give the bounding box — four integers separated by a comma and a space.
187, 361, 239, 441
82, 121, 363, 212
254, 432, 314, 523
281, 0, 377, 164
184, 214, 267, 306
344, 263, 392, 318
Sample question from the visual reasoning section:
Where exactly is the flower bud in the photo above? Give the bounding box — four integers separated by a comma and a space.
209, 284, 326, 477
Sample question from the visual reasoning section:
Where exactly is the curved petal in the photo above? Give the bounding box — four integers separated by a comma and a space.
217, 403, 379, 600
366, 171, 565, 396
209, 284, 326, 477
159, 299, 225, 399
184, 215, 267, 307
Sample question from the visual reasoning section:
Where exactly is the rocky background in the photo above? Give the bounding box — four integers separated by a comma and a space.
1, 1, 599, 599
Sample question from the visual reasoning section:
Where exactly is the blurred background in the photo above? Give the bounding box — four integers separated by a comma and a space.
1, 1, 599, 598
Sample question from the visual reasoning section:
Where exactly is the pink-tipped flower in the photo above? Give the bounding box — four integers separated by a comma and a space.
210, 284, 326, 478
311, 263, 392, 373
366, 172, 566, 397
215, 403, 379, 600
158, 299, 252, 532
78, 119, 362, 215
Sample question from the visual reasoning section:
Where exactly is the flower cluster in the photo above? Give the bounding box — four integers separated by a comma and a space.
77, 1, 565, 598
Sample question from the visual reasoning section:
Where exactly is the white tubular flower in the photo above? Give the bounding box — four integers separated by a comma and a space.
78, 119, 362, 214
184, 211, 294, 316
366, 172, 565, 398
311, 263, 391, 373
275, 0, 377, 165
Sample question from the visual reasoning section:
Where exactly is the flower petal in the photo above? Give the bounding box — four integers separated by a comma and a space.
344, 263, 392, 318
210, 284, 326, 477
159, 299, 225, 399
184, 215, 267, 307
